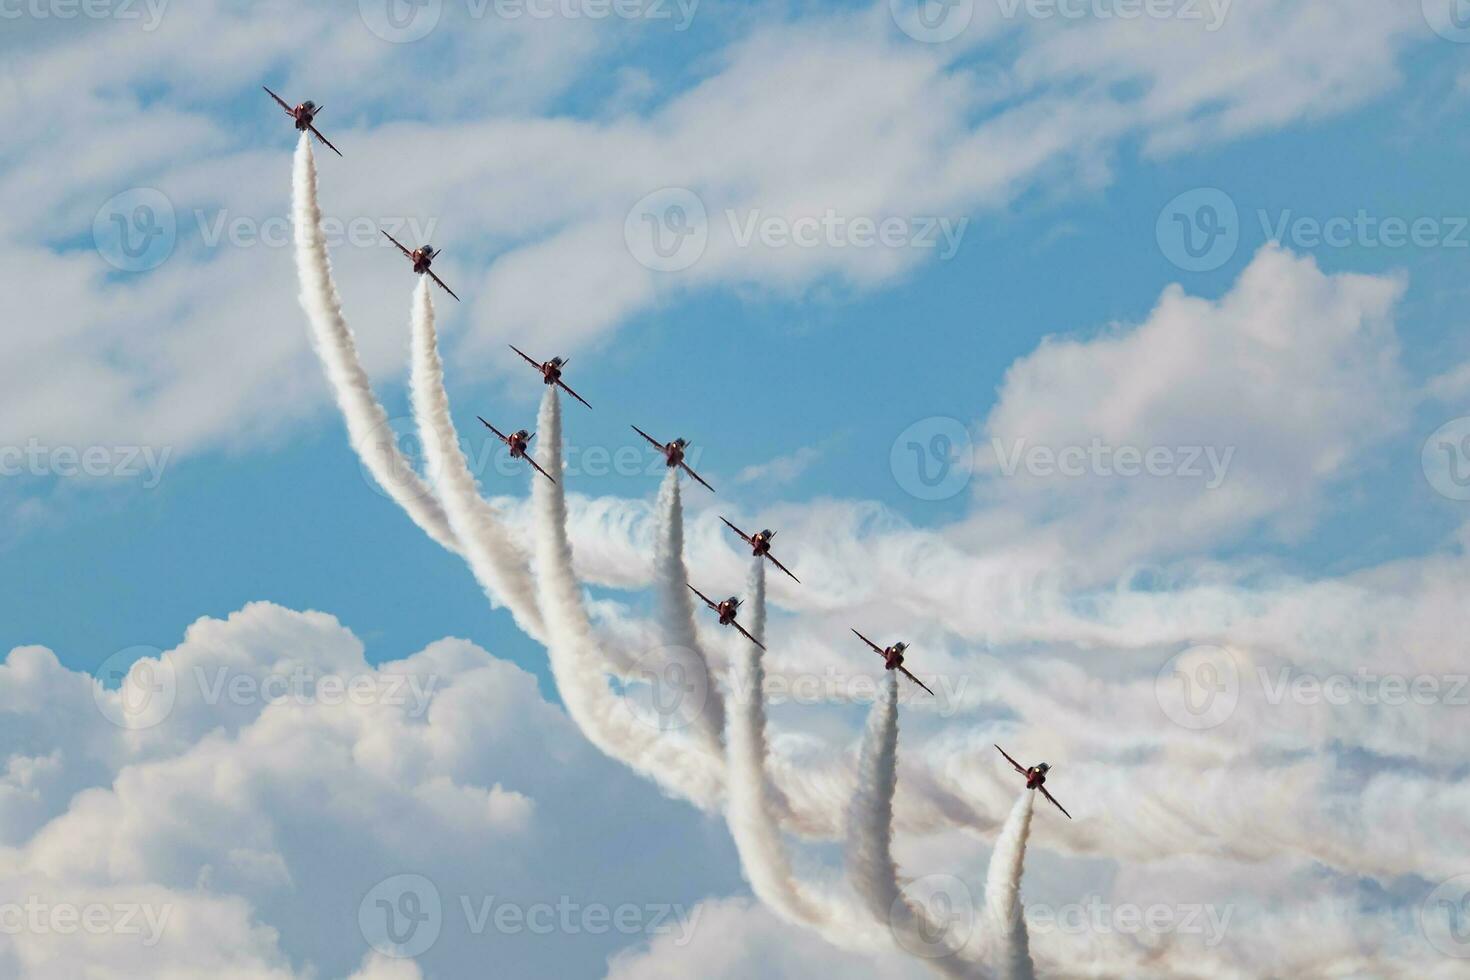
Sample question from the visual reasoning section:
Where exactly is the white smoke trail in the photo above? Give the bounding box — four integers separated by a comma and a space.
529, 387, 724, 807
652, 470, 726, 753
983, 791, 1036, 980
725, 556, 829, 926
847, 671, 987, 979
407, 278, 546, 640
291, 136, 461, 556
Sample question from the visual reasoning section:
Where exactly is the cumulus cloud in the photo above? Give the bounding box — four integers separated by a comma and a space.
974, 244, 1412, 565
0, 603, 737, 979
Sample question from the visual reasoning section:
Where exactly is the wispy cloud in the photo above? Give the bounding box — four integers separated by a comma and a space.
736, 445, 823, 487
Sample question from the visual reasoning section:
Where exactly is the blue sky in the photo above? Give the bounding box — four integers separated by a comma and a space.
8, 32, 1466, 676
3, 1, 1470, 977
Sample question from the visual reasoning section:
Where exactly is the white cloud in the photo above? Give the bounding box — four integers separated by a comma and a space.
974, 244, 1412, 565
0, 603, 737, 978
0, 1, 1435, 471
735, 446, 823, 486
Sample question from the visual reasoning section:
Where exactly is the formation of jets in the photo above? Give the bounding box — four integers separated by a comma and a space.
269, 89, 1074, 820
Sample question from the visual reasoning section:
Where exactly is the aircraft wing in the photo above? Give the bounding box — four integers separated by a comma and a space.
556, 379, 592, 410
1040, 786, 1072, 820
524, 455, 557, 484
509, 345, 542, 370
307, 123, 343, 157
477, 417, 507, 442
994, 744, 1028, 775
730, 620, 767, 652
262, 86, 293, 113
765, 552, 801, 584
630, 425, 665, 451
685, 584, 718, 610
381, 230, 413, 259
719, 516, 752, 545
898, 666, 934, 697
427, 269, 460, 302
851, 628, 886, 657
680, 461, 716, 494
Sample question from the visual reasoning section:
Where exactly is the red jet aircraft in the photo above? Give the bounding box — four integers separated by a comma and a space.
994, 745, 1072, 819
631, 426, 715, 493
851, 629, 934, 696
262, 87, 342, 157
382, 231, 460, 302
720, 517, 799, 583
478, 418, 555, 483
687, 586, 765, 650
509, 346, 592, 409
